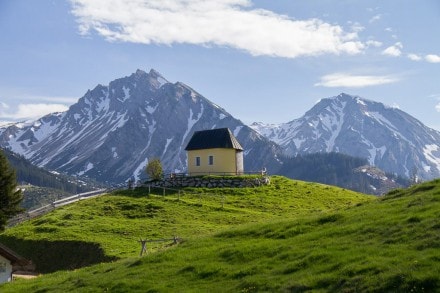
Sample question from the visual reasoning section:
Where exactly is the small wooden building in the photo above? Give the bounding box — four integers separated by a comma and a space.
185, 128, 244, 176
0, 243, 35, 283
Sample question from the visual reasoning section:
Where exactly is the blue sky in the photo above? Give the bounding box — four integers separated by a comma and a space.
1, 0, 440, 130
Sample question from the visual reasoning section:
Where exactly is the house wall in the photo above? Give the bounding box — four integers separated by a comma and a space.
235, 150, 244, 174
187, 148, 239, 175
0, 255, 12, 283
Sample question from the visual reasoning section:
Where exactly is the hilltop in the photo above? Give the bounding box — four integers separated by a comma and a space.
1, 176, 439, 292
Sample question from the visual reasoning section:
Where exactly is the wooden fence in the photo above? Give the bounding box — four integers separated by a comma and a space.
138, 236, 181, 256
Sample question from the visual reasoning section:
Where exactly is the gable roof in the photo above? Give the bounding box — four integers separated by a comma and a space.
0, 243, 26, 264
185, 128, 243, 151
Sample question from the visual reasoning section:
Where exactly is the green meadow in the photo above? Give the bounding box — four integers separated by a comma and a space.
1, 176, 439, 292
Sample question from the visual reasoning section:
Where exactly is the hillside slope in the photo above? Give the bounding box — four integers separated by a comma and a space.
2, 147, 100, 209
0, 177, 369, 272
277, 152, 411, 195
2, 147, 94, 194
1, 178, 439, 292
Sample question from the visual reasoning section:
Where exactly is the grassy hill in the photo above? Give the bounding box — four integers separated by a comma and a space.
1, 176, 439, 292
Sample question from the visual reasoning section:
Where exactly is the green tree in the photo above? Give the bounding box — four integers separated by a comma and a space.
145, 158, 163, 181
0, 149, 23, 231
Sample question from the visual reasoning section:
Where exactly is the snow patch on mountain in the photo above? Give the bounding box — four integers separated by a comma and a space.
424, 144, 440, 172
182, 105, 204, 144
251, 93, 440, 180
233, 126, 243, 137
112, 147, 118, 158
133, 157, 149, 182
118, 86, 130, 102
162, 138, 173, 157
77, 162, 94, 176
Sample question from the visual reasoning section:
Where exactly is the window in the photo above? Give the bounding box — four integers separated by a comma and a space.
208, 155, 214, 165
0, 262, 6, 273
195, 157, 201, 166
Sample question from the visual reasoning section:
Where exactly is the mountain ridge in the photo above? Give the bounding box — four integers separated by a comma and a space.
2, 72, 439, 184
251, 93, 440, 180
0, 69, 283, 183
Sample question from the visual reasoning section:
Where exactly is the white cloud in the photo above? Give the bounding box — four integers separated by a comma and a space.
436, 103, 440, 112
0, 103, 69, 120
407, 53, 422, 61
425, 54, 440, 63
382, 42, 402, 57
70, 0, 365, 58
366, 40, 382, 47
315, 73, 399, 88
369, 14, 381, 23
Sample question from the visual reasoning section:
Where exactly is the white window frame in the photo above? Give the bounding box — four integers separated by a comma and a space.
208, 155, 214, 165
195, 156, 201, 166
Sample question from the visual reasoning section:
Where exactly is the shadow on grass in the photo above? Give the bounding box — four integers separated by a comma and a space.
0, 236, 117, 273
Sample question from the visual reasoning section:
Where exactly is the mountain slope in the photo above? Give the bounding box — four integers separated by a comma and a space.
0, 69, 283, 183
1, 179, 438, 292
2, 147, 94, 193
277, 152, 411, 195
252, 93, 440, 180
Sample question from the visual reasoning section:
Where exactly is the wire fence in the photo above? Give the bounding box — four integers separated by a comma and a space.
143, 185, 228, 209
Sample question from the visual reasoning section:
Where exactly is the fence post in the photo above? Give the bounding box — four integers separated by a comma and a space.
163, 187, 165, 197
178, 190, 180, 202
148, 186, 150, 195
139, 239, 147, 256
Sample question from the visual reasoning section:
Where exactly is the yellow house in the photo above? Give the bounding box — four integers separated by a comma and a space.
185, 128, 244, 176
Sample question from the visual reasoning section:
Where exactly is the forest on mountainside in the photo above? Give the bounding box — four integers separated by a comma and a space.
2, 148, 96, 195
277, 152, 411, 194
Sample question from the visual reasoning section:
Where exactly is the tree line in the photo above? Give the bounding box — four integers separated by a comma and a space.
2, 147, 94, 194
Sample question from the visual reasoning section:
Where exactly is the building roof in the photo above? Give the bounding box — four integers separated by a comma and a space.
185, 128, 244, 151
0, 243, 26, 264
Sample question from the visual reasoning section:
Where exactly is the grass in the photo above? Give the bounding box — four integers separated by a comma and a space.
1, 177, 439, 292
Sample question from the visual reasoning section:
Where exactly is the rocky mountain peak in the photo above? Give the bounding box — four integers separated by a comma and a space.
252, 93, 440, 180
0, 69, 283, 183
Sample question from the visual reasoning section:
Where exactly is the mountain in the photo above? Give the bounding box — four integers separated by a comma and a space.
0, 69, 283, 184
251, 93, 440, 180
1, 147, 102, 210
276, 152, 411, 195
2, 147, 95, 193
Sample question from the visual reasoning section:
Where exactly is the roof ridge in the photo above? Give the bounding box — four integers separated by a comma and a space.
185, 128, 243, 151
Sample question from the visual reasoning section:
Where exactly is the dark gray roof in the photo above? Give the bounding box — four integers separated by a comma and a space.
185, 128, 243, 151
0, 242, 26, 263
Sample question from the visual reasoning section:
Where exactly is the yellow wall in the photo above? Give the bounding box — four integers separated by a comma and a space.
187, 148, 241, 175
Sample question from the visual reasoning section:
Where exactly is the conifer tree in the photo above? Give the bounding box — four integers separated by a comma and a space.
0, 149, 23, 231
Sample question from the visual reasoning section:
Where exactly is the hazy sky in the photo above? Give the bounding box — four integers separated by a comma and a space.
1, 0, 440, 130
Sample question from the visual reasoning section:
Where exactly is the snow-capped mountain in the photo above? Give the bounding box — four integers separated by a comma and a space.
251, 93, 440, 180
0, 69, 282, 183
